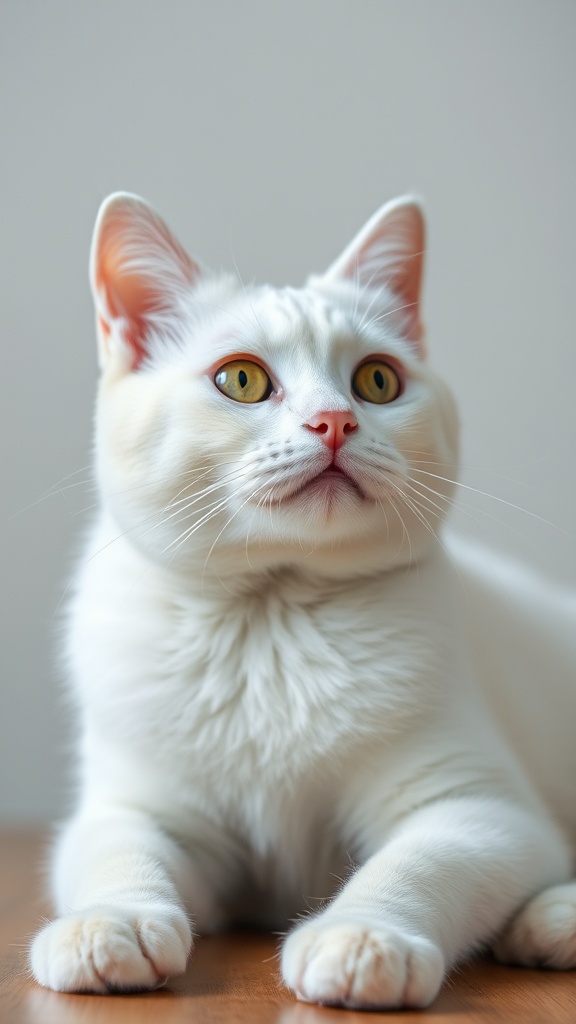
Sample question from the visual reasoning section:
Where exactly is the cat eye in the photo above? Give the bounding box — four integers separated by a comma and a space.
214, 360, 273, 404
352, 360, 401, 405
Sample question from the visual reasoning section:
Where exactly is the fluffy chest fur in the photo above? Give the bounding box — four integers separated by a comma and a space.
73, 527, 449, 805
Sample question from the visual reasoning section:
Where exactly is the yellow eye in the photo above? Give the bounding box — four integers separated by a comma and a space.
214, 360, 273, 403
352, 360, 401, 404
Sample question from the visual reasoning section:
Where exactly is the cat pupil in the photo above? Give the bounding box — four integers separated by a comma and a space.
374, 370, 384, 390
239, 370, 248, 389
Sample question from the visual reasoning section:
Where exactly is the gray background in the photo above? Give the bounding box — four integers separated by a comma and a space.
1, 0, 575, 823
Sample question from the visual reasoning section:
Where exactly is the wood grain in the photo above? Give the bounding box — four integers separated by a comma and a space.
2, 831, 576, 1023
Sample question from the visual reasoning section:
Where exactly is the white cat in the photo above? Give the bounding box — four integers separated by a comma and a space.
30, 193, 576, 1009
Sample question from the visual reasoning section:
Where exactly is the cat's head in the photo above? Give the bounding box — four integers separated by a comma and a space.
90, 193, 458, 579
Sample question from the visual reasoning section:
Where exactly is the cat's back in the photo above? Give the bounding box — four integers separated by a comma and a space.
444, 531, 576, 833
444, 530, 576, 670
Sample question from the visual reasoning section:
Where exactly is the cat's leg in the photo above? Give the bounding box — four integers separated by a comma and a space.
30, 805, 222, 993
492, 881, 576, 968
282, 796, 571, 1009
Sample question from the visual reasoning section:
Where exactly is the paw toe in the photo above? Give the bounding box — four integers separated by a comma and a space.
282, 919, 443, 1009
494, 884, 576, 969
30, 904, 192, 993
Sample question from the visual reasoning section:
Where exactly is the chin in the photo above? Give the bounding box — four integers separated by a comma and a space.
245, 501, 413, 571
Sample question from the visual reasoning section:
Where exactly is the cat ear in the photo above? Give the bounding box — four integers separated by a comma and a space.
322, 196, 425, 352
90, 192, 200, 370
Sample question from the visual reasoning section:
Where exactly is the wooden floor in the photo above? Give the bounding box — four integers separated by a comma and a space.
2, 831, 576, 1023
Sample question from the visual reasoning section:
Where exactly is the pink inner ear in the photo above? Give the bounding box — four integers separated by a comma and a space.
97, 246, 156, 366
385, 253, 425, 348
325, 198, 426, 354
92, 196, 198, 368
359, 207, 424, 348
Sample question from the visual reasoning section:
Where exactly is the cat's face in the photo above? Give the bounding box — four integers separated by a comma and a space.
91, 194, 458, 578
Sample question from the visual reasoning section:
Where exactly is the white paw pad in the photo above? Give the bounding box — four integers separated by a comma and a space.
493, 883, 576, 969
30, 902, 192, 993
282, 919, 444, 1009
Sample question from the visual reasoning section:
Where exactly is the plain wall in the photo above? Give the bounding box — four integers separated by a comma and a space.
1, 0, 575, 823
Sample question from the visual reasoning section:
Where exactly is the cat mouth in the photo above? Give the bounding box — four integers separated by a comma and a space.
315, 466, 360, 487
268, 465, 366, 506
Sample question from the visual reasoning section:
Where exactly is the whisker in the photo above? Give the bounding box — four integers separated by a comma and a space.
6, 469, 96, 521
202, 479, 273, 579
387, 490, 414, 567
144, 467, 252, 534
356, 276, 395, 333
401, 479, 453, 524
351, 258, 363, 320
52, 470, 247, 615
352, 268, 385, 329
394, 482, 471, 593
160, 495, 234, 557
9, 453, 249, 523
376, 496, 391, 546
244, 487, 276, 569
361, 299, 418, 333
407, 474, 555, 554
390, 481, 441, 544
135, 493, 240, 590
411, 468, 565, 532
66, 456, 252, 518
402, 448, 546, 482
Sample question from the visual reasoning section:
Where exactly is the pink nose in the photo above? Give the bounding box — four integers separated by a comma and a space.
305, 410, 358, 451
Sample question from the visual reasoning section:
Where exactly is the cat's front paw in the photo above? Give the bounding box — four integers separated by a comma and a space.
282, 918, 444, 1009
493, 883, 576, 969
30, 902, 192, 993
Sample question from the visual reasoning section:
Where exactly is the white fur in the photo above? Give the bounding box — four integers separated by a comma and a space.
30, 195, 576, 1006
